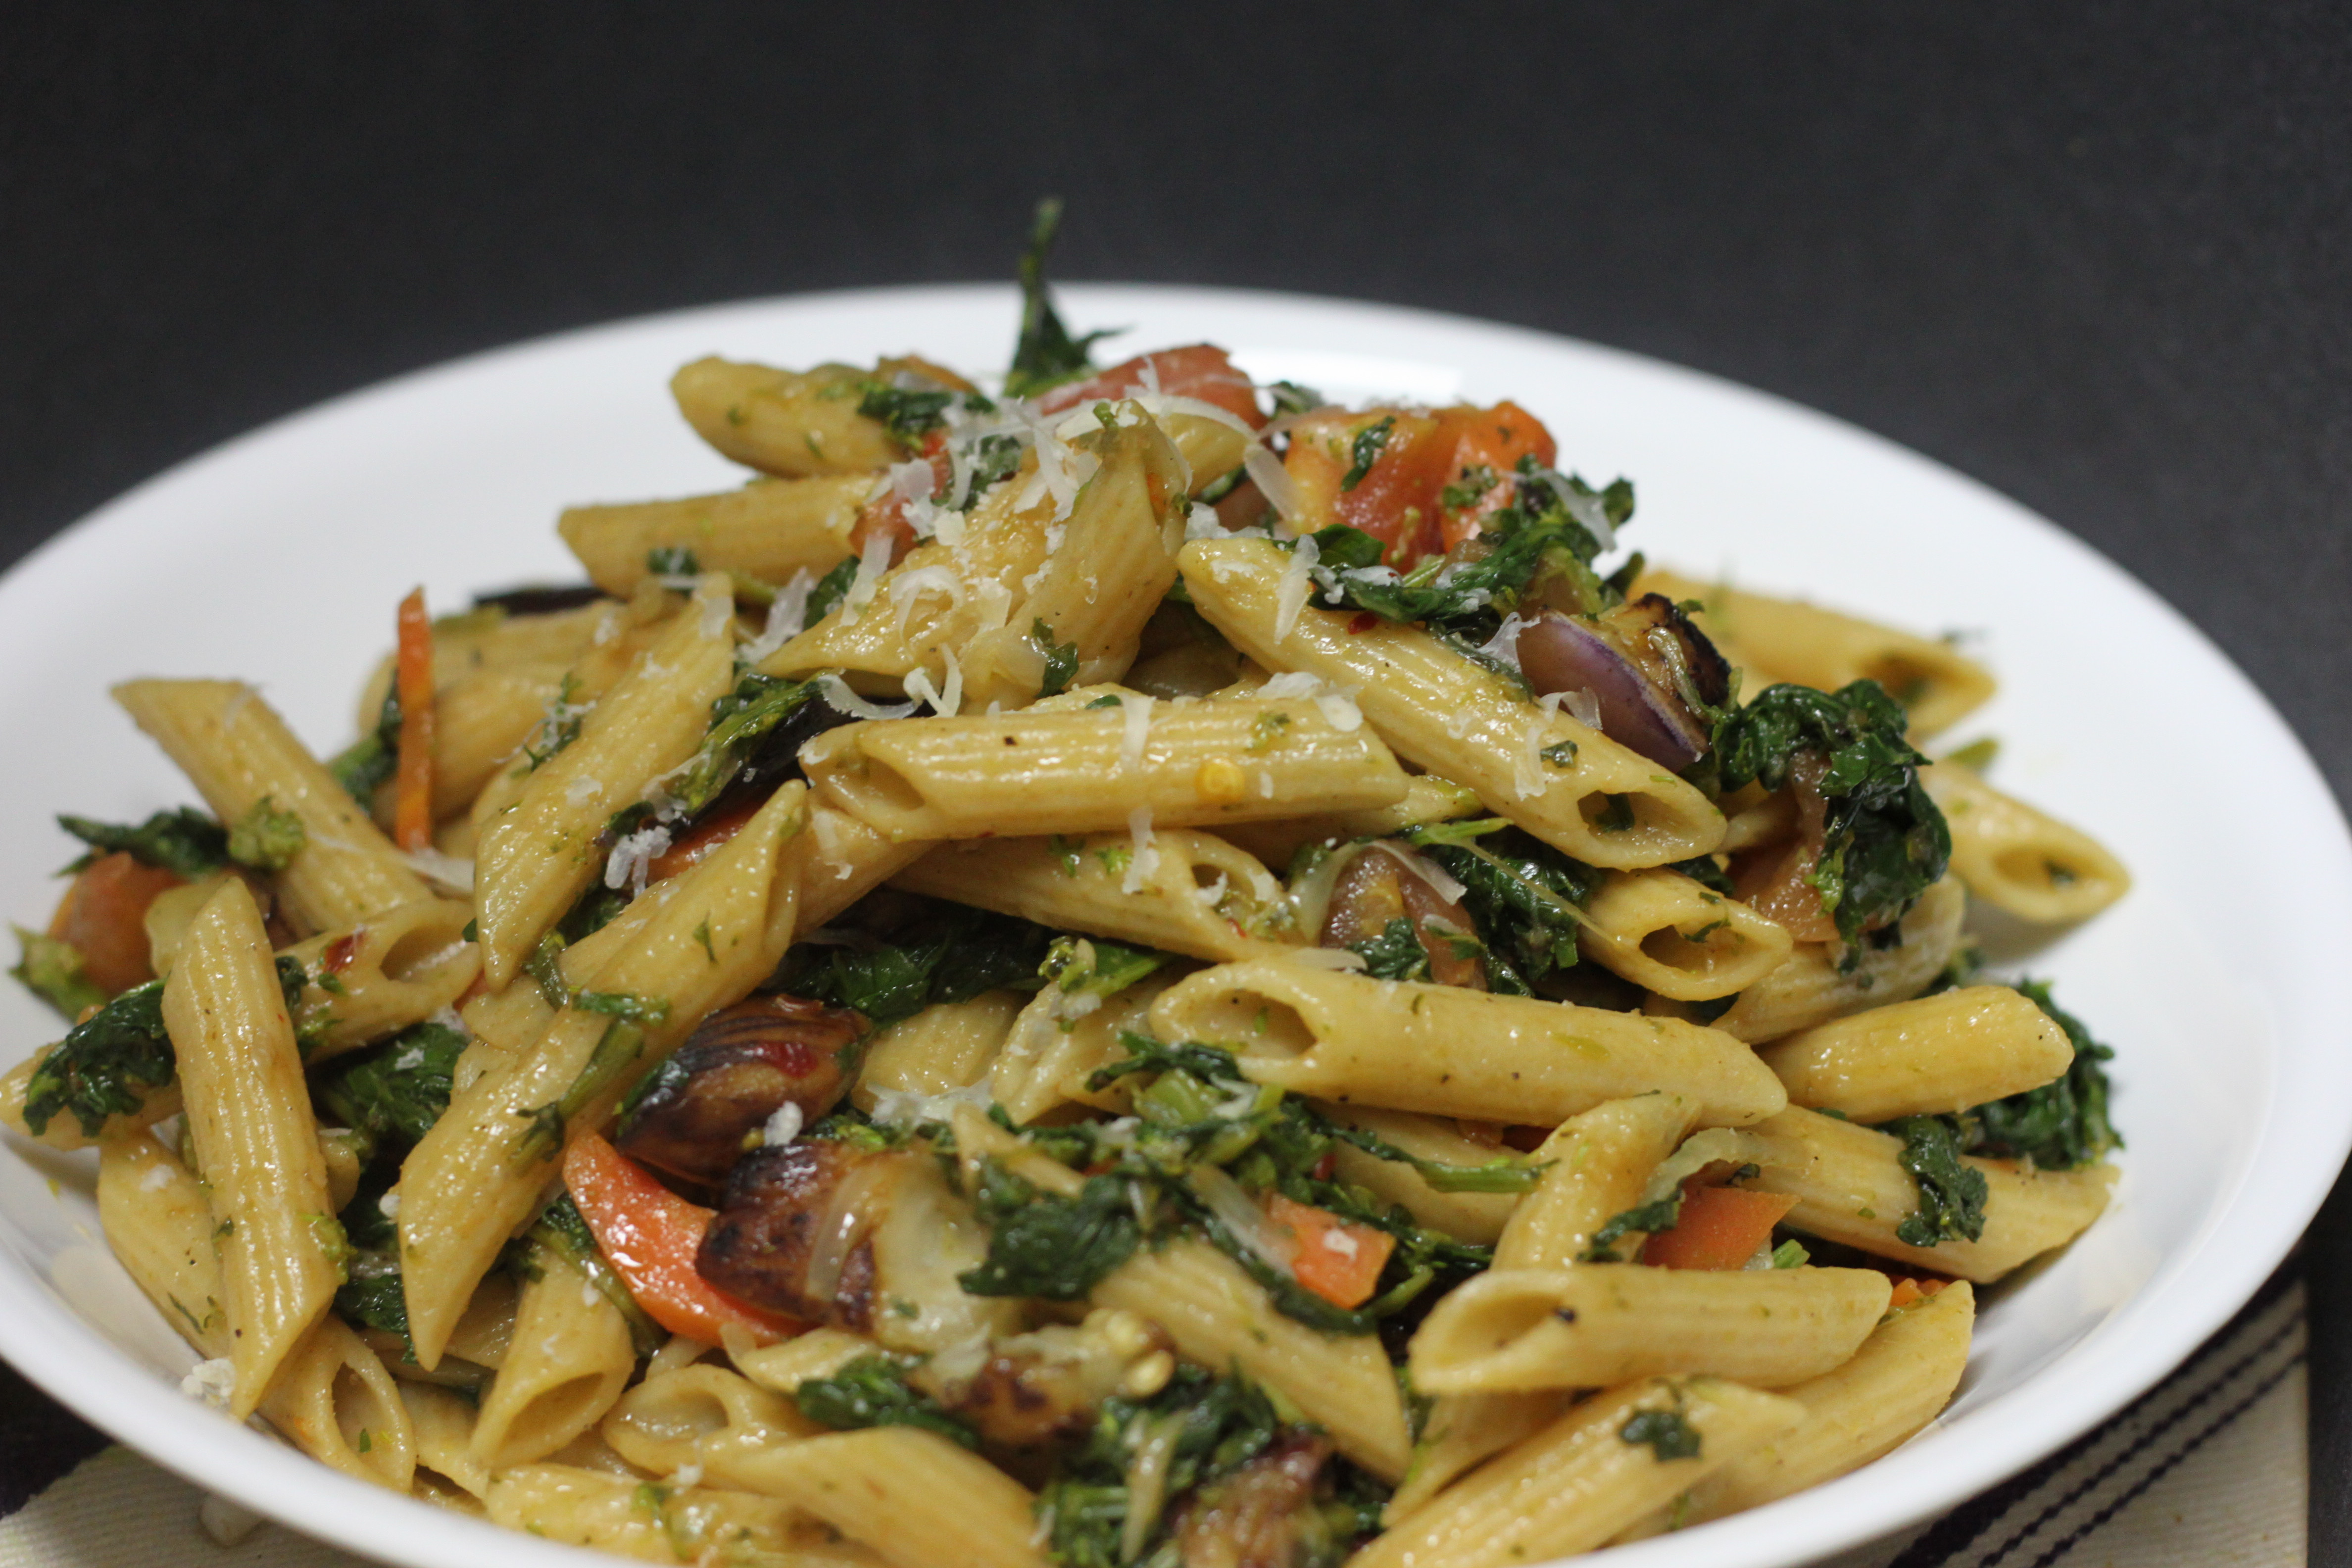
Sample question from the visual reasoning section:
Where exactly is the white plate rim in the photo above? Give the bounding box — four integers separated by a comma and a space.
0, 280, 2342, 1568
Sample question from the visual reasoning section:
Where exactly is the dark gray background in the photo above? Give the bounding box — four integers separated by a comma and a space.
3, 0, 2346, 1553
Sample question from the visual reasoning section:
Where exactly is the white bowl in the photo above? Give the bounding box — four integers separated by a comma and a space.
1, 285, 2345, 1568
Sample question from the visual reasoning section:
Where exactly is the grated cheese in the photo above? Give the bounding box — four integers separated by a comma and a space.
888, 565, 966, 641
741, 566, 819, 662
1244, 445, 1303, 526
1274, 533, 1320, 642
1562, 687, 1604, 731
813, 675, 916, 722
1516, 691, 1570, 800
1119, 694, 1156, 773
180, 1358, 237, 1410
1121, 806, 1160, 895
904, 647, 964, 717
833, 527, 897, 626
604, 823, 674, 894
761, 1101, 805, 1149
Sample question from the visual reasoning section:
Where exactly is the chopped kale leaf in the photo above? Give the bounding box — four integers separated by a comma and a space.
334, 1252, 411, 1354
855, 385, 956, 449
1620, 1407, 1703, 1462
328, 686, 404, 803
1402, 822, 1598, 991
771, 899, 1055, 1030
802, 555, 862, 627
1348, 916, 1432, 982
1033, 619, 1080, 698
1965, 980, 2119, 1168
19, 980, 172, 1137
1884, 1114, 1991, 1247
1266, 380, 1324, 419
1711, 680, 1950, 947
959, 1161, 1143, 1300
1341, 416, 1396, 491
316, 1021, 468, 1150
1004, 198, 1115, 398
796, 1353, 982, 1449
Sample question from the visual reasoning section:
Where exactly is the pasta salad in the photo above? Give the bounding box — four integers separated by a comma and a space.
0, 204, 2131, 1568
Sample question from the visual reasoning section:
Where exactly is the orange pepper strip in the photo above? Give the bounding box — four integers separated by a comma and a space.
1267, 1192, 1396, 1310
561, 1132, 804, 1347
1641, 1184, 1800, 1271
391, 588, 437, 850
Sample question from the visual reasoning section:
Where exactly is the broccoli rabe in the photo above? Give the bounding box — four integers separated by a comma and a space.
1003, 197, 1113, 398
58, 807, 229, 878
794, 1353, 981, 1449
315, 1021, 467, 1151
10, 926, 107, 1020
771, 899, 1057, 1030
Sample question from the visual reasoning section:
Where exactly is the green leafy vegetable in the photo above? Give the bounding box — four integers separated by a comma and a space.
802, 555, 862, 627
19, 981, 171, 1137
512, 1021, 645, 1168
1340, 416, 1396, 491
855, 385, 955, 449
645, 545, 700, 577
1348, 916, 1432, 982
575, 991, 672, 1024
11, 927, 107, 1020
1711, 680, 1951, 947
1770, 1237, 1811, 1268
1620, 1407, 1703, 1462
1963, 980, 2119, 1168
1033, 619, 1080, 698
1883, 1114, 1990, 1247
1402, 822, 1599, 993
521, 674, 588, 770
58, 807, 227, 878
1040, 935, 1168, 1010
1266, 380, 1324, 418
316, 1021, 467, 1150
334, 1252, 411, 1354
227, 796, 306, 872
1038, 1365, 1377, 1568
959, 1162, 1143, 1300
772, 901, 1055, 1030
328, 687, 402, 803
795, 1353, 981, 1449
1004, 198, 1114, 398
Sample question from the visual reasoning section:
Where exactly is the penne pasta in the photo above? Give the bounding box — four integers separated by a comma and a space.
1758, 985, 2075, 1122
1924, 760, 2132, 923
561, 475, 872, 597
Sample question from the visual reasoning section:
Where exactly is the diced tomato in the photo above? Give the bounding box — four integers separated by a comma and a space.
561, 1132, 805, 1347
1886, 1276, 1948, 1311
392, 587, 437, 850
1035, 344, 1267, 429
1267, 1193, 1395, 1310
644, 792, 766, 884
47, 851, 184, 995
1282, 402, 1558, 570
847, 429, 953, 566
1641, 1183, 1800, 1271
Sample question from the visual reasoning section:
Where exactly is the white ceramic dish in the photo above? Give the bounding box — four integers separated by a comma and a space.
0, 284, 2345, 1568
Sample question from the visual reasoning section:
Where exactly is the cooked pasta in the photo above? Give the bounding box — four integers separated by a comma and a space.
10, 223, 2129, 1565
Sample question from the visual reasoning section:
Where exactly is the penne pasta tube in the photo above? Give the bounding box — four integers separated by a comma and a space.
1150, 960, 1788, 1127
800, 695, 1408, 842
1577, 868, 1794, 1001
281, 899, 479, 1061
959, 413, 1190, 708
473, 575, 737, 989
1213, 773, 1485, 869
1923, 760, 2132, 923
703, 1426, 1050, 1568
260, 1317, 418, 1492
1640, 568, 1996, 739
471, 1250, 637, 1470
895, 830, 1301, 964
560, 474, 873, 596
671, 356, 904, 475
401, 784, 808, 1367
1758, 985, 2074, 1122
1354, 1376, 1805, 1568
600, 1364, 819, 1475
989, 968, 1180, 1125
402, 1383, 491, 1499
1408, 1264, 1891, 1394
1088, 1238, 1413, 1481
485, 1463, 818, 1563
1383, 1390, 1572, 1526
799, 800, 933, 929
1492, 1093, 1702, 1271
851, 991, 1026, 1112
1318, 1105, 1525, 1246
1741, 1106, 2116, 1282
1620, 1281, 1976, 1536
1177, 536, 1725, 869
1688, 877, 1966, 1044
114, 679, 433, 935
164, 879, 340, 1417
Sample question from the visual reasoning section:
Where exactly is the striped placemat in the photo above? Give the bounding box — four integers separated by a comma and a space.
0, 1262, 2305, 1568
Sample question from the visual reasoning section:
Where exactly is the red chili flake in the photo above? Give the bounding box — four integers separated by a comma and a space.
1347, 612, 1380, 634
1312, 1152, 1338, 1181
322, 931, 365, 973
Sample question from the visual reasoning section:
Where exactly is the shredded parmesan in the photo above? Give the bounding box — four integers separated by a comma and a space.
378, 1190, 402, 1220
1321, 1227, 1361, 1259
814, 675, 917, 722
833, 527, 897, 626
888, 564, 966, 640
398, 847, 475, 893
1516, 691, 1570, 800
742, 566, 818, 661
1194, 871, 1229, 909
565, 774, 604, 807
1244, 445, 1304, 527
1474, 612, 1528, 672
1274, 534, 1320, 642
697, 583, 735, 638
761, 1101, 805, 1150
140, 1161, 175, 1191
1369, 840, 1468, 904
809, 805, 853, 880
904, 648, 964, 717
1562, 687, 1604, 731
1119, 694, 1156, 773
181, 1358, 237, 1410
868, 1078, 993, 1129
973, 579, 1013, 633
605, 823, 674, 893
1186, 502, 1226, 540
1121, 806, 1160, 895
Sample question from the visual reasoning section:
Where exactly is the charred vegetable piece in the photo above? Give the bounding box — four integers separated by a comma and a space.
1515, 594, 1732, 771
1319, 846, 1485, 990
695, 1137, 901, 1331
614, 994, 863, 1184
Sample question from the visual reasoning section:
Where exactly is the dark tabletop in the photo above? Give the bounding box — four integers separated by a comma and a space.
3, 2, 2349, 1558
